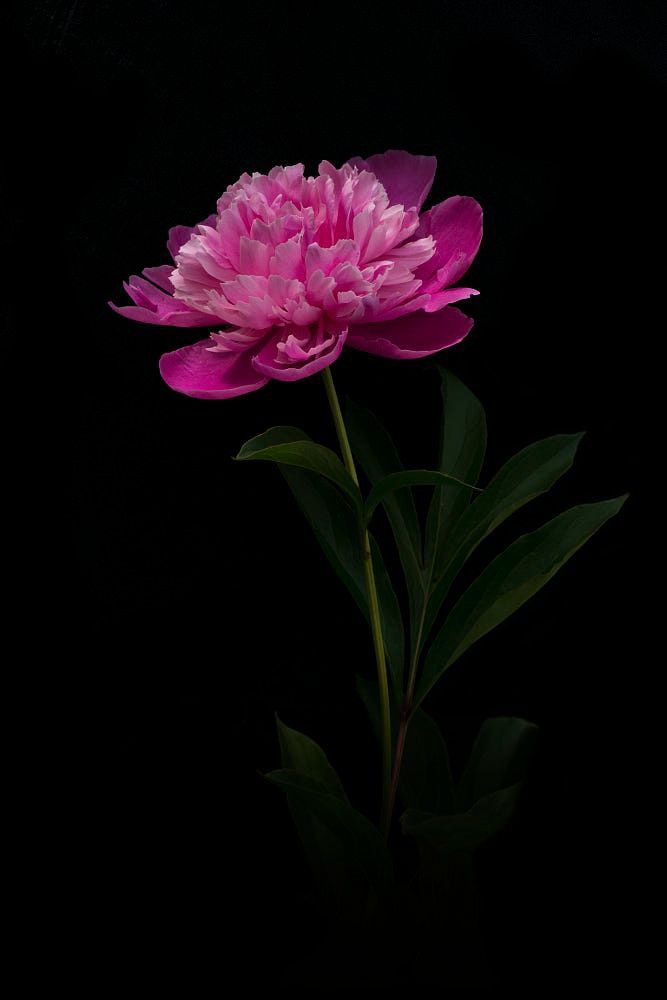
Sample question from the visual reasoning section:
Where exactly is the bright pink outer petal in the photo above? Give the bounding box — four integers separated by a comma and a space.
251, 327, 348, 382
159, 340, 269, 399
108, 300, 214, 328
416, 196, 483, 290
349, 150, 437, 210
109, 274, 213, 327
423, 287, 479, 311
142, 265, 174, 291
346, 307, 473, 359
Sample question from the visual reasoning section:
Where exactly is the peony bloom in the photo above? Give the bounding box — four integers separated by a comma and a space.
110, 151, 482, 399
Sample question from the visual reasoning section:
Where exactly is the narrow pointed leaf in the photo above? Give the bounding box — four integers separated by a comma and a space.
356, 675, 399, 748
275, 723, 351, 906
346, 400, 425, 646
399, 708, 455, 814
236, 426, 362, 510
277, 717, 348, 801
422, 432, 586, 643
402, 784, 522, 860
365, 469, 481, 526
425, 369, 487, 574
457, 717, 538, 811
416, 496, 628, 708
266, 769, 393, 904
346, 399, 421, 557
356, 674, 382, 745
281, 468, 404, 691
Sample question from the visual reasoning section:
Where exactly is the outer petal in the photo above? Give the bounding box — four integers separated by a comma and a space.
111, 213, 219, 328
109, 275, 213, 327
424, 287, 479, 311
349, 150, 437, 210
347, 307, 473, 359
142, 264, 174, 291
159, 339, 269, 399
416, 196, 483, 290
166, 214, 217, 260
251, 325, 347, 382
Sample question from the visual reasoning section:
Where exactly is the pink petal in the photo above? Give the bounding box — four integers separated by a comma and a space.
416, 196, 483, 290
424, 287, 479, 311
142, 264, 174, 291
166, 214, 217, 260
349, 150, 437, 210
109, 275, 212, 328
167, 225, 197, 260
159, 339, 269, 399
347, 307, 473, 359
251, 324, 347, 382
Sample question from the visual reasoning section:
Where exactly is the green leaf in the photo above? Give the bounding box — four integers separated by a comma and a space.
266, 768, 393, 907
346, 399, 421, 556
364, 469, 481, 526
236, 425, 362, 511
401, 784, 522, 860
415, 496, 628, 708
457, 717, 538, 811
424, 369, 487, 575
422, 433, 586, 644
281, 469, 404, 692
277, 716, 348, 801
346, 400, 425, 649
356, 674, 384, 747
399, 708, 455, 815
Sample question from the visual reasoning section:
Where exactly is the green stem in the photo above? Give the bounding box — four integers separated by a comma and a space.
321, 366, 393, 838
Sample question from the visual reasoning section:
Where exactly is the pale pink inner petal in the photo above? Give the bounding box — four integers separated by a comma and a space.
170, 158, 438, 332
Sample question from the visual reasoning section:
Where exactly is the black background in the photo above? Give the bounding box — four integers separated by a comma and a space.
13, 0, 657, 990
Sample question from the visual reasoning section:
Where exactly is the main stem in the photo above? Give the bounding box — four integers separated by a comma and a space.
321, 366, 393, 838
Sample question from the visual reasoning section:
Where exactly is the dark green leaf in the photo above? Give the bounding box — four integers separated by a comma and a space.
346, 399, 421, 557
346, 401, 425, 647
399, 708, 455, 815
281, 469, 404, 691
355, 674, 382, 745
356, 675, 399, 748
236, 426, 362, 510
235, 424, 309, 450
277, 716, 348, 800
365, 469, 481, 526
424, 369, 487, 575
416, 496, 628, 708
402, 784, 522, 860
422, 433, 586, 643
457, 717, 538, 811
266, 768, 393, 906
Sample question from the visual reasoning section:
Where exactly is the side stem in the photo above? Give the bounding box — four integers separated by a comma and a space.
321, 366, 393, 838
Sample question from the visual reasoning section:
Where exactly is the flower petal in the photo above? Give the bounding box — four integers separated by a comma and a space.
251, 324, 347, 382
416, 196, 483, 290
349, 150, 437, 210
142, 264, 174, 291
166, 214, 217, 260
347, 307, 473, 359
423, 287, 479, 311
159, 339, 269, 399
109, 275, 213, 327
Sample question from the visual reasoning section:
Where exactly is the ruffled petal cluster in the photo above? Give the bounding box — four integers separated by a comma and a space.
110, 151, 482, 398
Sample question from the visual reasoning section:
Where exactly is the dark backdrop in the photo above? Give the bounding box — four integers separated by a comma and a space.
14, 0, 657, 991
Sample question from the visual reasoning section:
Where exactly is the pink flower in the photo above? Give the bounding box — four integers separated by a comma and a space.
110, 151, 482, 399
